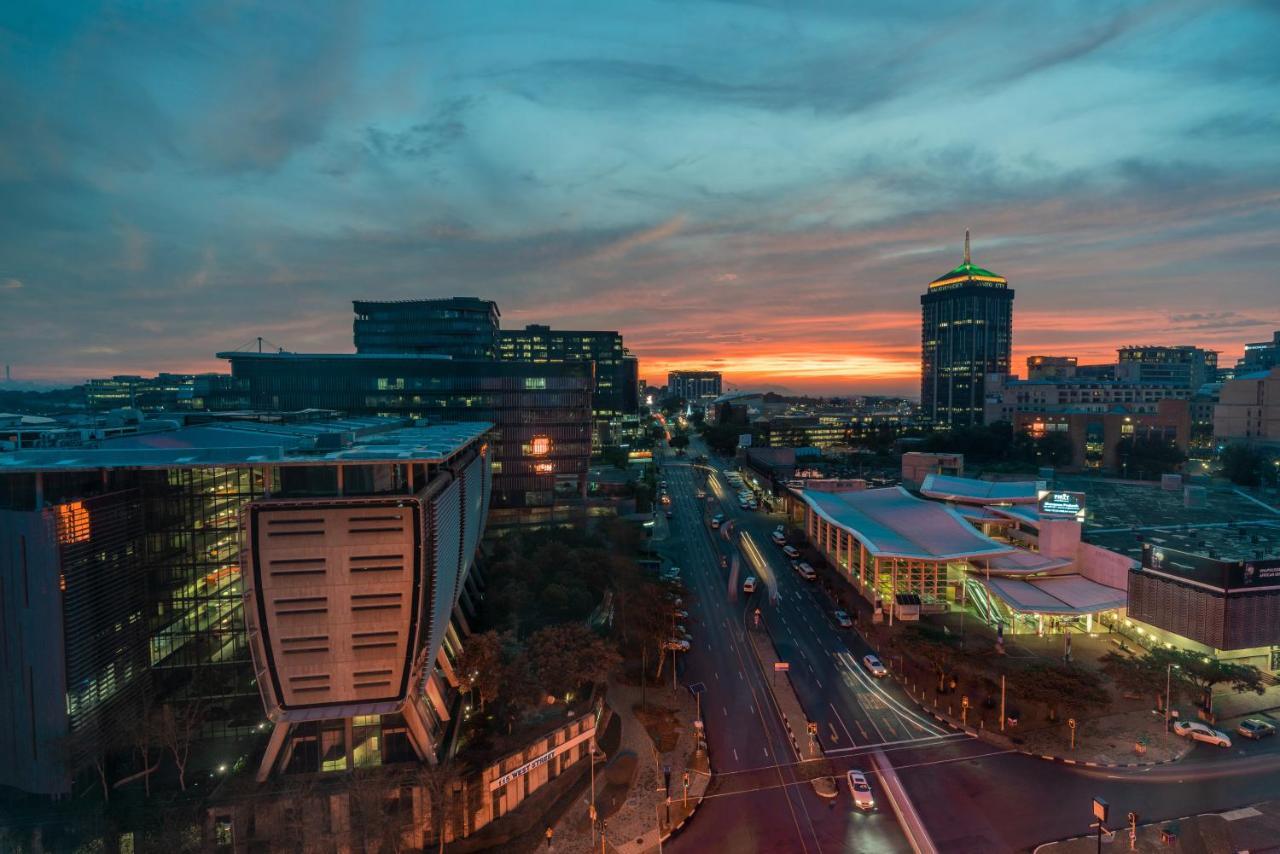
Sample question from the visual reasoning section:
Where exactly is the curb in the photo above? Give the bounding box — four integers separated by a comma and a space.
892, 674, 1189, 770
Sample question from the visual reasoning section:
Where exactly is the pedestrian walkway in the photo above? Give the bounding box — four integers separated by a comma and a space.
1035, 799, 1280, 853
546, 680, 710, 854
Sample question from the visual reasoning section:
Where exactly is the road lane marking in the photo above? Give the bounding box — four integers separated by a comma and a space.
733, 748, 739, 761
723, 706, 728, 717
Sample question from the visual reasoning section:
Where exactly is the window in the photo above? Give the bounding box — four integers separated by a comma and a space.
214, 818, 234, 848
524, 377, 547, 390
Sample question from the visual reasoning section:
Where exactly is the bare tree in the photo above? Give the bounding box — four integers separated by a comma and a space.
158, 699, 207, 792
413, 763, 455, 854
114, 698, 163, 797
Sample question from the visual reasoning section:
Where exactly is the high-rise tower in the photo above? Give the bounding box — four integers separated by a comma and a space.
920, 231, 1014, 429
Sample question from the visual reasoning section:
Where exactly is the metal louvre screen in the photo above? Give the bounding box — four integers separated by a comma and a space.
462, 454, 484, 585
1127, 571, 1226, 649
426, 478, 462, 672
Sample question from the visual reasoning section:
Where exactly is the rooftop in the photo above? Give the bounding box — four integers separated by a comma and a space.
802, 486, 1013, 561
919, 473, 1042, 505
0, 418, 492, 472
217, 351, 454, 361
929, 260, 1007, 287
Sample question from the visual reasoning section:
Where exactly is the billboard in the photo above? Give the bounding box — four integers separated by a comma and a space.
1141, 542, 1280, 591
1037, 490, 1086, 519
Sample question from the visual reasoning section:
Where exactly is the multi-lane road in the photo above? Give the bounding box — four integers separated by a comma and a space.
653, 440, 1280, 853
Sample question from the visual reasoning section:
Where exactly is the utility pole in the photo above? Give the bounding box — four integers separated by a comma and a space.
1000, 675, 1007, 732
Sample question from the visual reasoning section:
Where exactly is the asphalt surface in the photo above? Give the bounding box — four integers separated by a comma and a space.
654, 439, 1280, 853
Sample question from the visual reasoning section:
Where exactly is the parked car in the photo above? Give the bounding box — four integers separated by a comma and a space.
675, 625, 692, 641
846, 770, 875, 810
771, 531, 787, 545
672, 609, 689, 619
660, 494, 671, 505
695, 489, 706, 499
743, 576, 757, 594
665, 509, 674, 518
862, 655, 888, 678
1173, 721, 1232, 748
664, 639, 691, 652
1237, 719, 1276, 740
662, 566, 681, 579
710, 518, 721, 530
796, 562, 816, 581
782, 545, 800, 559
833, 610, 853, 628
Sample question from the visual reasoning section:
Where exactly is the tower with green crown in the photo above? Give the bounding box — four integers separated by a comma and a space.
920, 230, 1014, 429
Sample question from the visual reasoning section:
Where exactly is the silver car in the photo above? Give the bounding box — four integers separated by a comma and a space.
847, 770, 875, 810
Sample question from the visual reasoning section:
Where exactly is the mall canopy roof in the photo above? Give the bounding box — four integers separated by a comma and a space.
803, 486, 1014, 561
976, 574, 1126, 615
920, 474, 1041, 505
984, 550, 1074, 575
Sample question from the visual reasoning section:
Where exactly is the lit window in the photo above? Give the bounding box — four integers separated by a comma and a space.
528, 436, 553, 456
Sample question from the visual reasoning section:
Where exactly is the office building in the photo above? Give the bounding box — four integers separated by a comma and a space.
754, 411, 913, 450
1026, 356, 1077, 381
667, 370, 722, 402
984, 375, 1193, 424
498, 324, 640, 446
1014, 398, 1190, 471
216, 352, 593, 514
0, 416, 492, 794
353, 298, 501, 359
1117, 345, 1218, 390
1214, 366, 1280, 447
1127, 541, 1280, 669
1237, 330, 1280, 374
920, 232, 1014, 429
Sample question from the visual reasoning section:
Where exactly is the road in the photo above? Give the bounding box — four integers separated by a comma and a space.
654, 440, 1280, 852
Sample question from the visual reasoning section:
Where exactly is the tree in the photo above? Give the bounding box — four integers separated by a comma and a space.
1035, 431, 1074, 467
1009, 662, 1109, 723
1153, 648, 1264, 714
158, 699, 207, 792
456, 630, 503, 712
413, 763, 457, 854
1100, 651, 1180, 710
1220, 442, 1264, 486
1115, 436, 1186, 479
113, 698, 163, 797
892, 624, 961, 692
526, 624, 622, 700
347, 768, 404, 854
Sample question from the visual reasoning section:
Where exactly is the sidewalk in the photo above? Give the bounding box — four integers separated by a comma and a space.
546, 680, 710, 854
1035, 799, 1280, 854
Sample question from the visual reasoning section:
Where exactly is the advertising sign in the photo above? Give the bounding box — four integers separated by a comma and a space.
1142, 543, 1280, 591
1037, 490, 1086, 519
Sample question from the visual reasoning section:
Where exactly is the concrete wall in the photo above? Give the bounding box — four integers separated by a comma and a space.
0, 509, 71, 794
1078, 542, 1136, 590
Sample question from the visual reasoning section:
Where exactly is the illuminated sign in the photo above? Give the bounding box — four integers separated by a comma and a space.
528, 435, 552, 456
1037, 490, 1085, 519
533, 462, 554, 474
490, 726, 595, 791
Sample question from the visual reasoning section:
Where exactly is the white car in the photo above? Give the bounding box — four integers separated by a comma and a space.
695, 489, 706, 499
796, 562, 816, 581
771, 531, 787, 545
846, 770, 875, 810
862, 655, 888, 678
672, 609, 689, 619
710, 518, 721, 529
1173, 721, 1231, 748
664, 638, 691, 652
833, 610, 853, 628
675, 625, 692, 641
782, 545, 800, 559
743, 576, 757, 594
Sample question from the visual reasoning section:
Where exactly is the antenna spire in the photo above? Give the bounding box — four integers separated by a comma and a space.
963, 229, 971, 265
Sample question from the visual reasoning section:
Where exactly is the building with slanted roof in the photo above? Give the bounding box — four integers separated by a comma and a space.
920, 231, 1014, 429
795, 485, 1126, 632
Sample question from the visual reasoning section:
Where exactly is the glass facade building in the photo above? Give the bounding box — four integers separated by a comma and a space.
215, 352, 593, 511
0, 417, 492, 794
920, 234, 1014, 429
498, 324, 639, 447
353, 297, 501, 360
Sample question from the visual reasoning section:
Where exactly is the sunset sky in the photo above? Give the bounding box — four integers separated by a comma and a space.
2, 1, 1278, 397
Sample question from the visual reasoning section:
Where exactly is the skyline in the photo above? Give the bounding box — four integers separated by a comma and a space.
2, 1, 1279, 396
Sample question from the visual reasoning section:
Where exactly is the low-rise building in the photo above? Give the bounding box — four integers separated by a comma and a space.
1013, 398, 1190, 471
1214, 366, 1280, 448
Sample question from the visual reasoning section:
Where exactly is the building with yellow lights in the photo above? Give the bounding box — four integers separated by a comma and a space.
920, 232, 1014, 429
